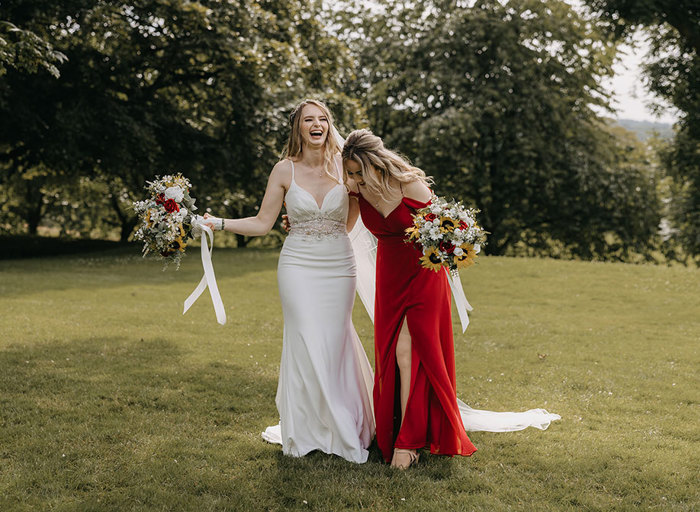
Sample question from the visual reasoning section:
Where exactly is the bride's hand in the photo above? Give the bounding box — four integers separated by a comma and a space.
280, 214, 291, 233
203, 212, 224, 231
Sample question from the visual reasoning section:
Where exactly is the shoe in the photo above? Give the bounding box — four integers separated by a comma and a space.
391, 448, 419, 470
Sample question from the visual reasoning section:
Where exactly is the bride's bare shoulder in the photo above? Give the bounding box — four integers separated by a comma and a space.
270, 159, 293, 186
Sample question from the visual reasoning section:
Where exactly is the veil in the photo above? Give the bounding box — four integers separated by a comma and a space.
333, 126, 561, 434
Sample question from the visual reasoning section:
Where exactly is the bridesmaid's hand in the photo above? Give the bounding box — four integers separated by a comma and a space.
281, 214, 291, 232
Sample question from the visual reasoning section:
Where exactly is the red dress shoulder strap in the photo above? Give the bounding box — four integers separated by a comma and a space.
402, 197, 431, 209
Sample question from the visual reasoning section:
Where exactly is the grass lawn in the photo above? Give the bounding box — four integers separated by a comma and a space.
0, 245, 698, 511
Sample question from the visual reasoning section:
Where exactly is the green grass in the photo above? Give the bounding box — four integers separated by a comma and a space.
1, 246, 698, 511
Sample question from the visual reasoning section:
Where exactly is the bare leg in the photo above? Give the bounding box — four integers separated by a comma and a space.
392, 318, 418, 469
395, 318, 412, 427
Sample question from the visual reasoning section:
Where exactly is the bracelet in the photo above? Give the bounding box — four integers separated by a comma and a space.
221, 218, 225, 231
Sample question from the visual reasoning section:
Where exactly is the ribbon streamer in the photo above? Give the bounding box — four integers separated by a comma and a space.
446, 269, 472, 333
183, 222, 227, 325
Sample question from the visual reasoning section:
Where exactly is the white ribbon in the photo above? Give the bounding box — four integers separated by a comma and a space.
446, 269, 472, 333
183, 220, 226, 325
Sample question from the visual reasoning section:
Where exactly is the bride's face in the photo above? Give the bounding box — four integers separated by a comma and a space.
344, 159, 366, 186
299, 104, 329, 149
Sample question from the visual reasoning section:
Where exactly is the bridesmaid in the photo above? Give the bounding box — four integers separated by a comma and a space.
342, 129, 477, 469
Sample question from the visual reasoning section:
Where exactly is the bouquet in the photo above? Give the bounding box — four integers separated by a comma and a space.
133, 174, 199, 269
405, 195, 487, 274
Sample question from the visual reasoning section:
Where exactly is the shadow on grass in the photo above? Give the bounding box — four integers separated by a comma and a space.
0, 235, 136, 260
0, 245, 282, 298
0, 335, 278, 507
1, 334, 277, 422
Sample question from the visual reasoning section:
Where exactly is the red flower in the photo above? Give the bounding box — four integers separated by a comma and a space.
425, 213, 437, 222
164, 199, 180, 213
439, 240, 455, 254
155, 193, 166, 205
459, 220, 469, 230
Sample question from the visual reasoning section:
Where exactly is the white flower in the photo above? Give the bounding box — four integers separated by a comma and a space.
474, 243, 481, 254
453, 247, 464, 256
429, 227, 442, 240
164, 186, 184, 202
454, 228, 462, 237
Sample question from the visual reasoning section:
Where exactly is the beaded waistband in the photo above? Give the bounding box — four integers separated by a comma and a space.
288, 218, 346, 241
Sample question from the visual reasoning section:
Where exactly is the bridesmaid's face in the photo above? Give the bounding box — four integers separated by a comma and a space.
345, 159, 366, 186
299, 104, 329, 148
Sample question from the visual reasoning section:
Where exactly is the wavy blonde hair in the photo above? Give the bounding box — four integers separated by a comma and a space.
282, 99, 341, 182
341, 129, 432, 198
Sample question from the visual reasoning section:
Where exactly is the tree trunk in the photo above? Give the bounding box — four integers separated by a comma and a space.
236, 233, 248, 248
109, 187, 137, 242
24, 180, 44, 235
119, 217, 138, 243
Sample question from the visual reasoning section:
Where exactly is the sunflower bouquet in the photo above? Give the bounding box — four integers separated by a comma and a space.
405, 195, 487, 274
133, 174, 199, 269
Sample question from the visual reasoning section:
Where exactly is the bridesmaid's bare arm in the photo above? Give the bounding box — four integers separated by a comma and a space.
347, 196, 360, 232
345, 177, 361, 232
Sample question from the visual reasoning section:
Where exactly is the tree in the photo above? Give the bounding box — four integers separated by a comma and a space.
334, 0, 662, 259
0, 20, 66, 77
584, 0, 700, 260
0, 1, 366, 243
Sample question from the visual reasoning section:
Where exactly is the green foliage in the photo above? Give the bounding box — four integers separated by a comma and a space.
0, 0, 359, 242
334, 0, 661, 260
1, 249, 698, 510
0, 1, 674, 261
661, 128, 700, 261
585, 0, 700, 259
0, 20, 67, 77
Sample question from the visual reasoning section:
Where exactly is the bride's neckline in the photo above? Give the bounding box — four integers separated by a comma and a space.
289, 160, 342, 210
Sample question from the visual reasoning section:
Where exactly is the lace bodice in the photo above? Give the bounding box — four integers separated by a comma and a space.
285, 160, 348, 241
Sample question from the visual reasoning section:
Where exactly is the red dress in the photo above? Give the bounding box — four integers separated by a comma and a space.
354, 192, 477, 462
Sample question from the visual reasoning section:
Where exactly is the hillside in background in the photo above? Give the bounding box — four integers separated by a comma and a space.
617, 118, 674, 141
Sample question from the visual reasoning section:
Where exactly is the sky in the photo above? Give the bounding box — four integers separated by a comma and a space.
560, 0, 679, 124
605, 34, 679, 124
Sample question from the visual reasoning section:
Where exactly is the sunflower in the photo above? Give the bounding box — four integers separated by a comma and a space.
419, 247, 444, 272
405, 225, 420, 242
170, 223, 188, 253
145, 208, 155, 227
439, 215, 456, 233
455, 243, 478, 269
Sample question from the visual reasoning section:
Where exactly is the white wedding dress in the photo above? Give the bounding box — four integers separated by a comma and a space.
261, 160, 375, 463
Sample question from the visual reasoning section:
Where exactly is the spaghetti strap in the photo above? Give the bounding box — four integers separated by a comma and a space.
290, 159, 295, 181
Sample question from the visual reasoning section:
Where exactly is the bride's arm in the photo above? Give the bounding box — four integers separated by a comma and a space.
205, 161, 289, 236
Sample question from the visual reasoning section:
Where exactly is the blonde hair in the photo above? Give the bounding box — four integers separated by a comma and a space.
283, 99, 341, 182
341, 129, 432, 198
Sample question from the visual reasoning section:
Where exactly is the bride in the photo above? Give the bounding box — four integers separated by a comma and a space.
204, 99, 374, 463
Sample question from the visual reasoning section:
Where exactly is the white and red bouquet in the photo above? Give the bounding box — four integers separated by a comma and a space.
405, 195, 487, 273
133, 174, 199, 269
